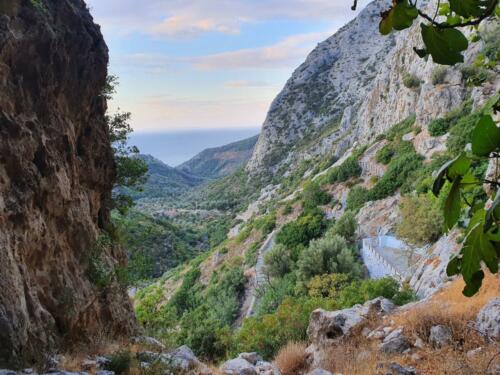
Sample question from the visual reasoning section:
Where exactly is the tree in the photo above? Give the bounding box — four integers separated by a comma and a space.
264, 244, 295, 278
104, 75, 148, 214
329, 210, 358, 243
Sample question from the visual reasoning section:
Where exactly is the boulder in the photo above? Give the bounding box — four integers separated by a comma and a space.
306, 369, 333, 375
132, 336, 166, 352
307, 298, 395, 366
429, 325, 453, 348
167, 345, 201, 371
380, 329, 411, 354
387, 363, 417, 375
221, 358, 257, 375
0, 371, 18, 375
238, 353, 262, 365
476, 298, 500, 339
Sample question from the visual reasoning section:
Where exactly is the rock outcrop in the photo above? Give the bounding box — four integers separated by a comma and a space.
0, 0, 136, 366
476, 297, 500, 339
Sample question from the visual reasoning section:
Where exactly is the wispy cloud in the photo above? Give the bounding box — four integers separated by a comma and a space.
189, 31, 330, 70
87, 0, 371, 38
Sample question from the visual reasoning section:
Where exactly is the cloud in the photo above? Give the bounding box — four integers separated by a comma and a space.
86, 0, 372, 38
189, 31, 330, 70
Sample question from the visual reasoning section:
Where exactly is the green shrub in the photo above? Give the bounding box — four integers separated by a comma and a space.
337, 277, 400, 308
447, 111, 482, 155
392, 283, 417, 306
244, 242, 260, 267
396, 193, 444, 246
256, 273, 297, 316
326, 157, 362, 184
297, 234, 362, 281
170, 267, 201, 315
276, 211, 326, 249
402, 73, 421, 89
346, 186, 370, 212
302, 181, 330, 210
328, 211, 358, 243
385, 115, 416, 141
264, 244, 295, 278
105, 351, 132, 375
428, 118, 449, 136
282, 203, 293, 215
254, 213, 276, 234
376, 144, 395, 164
431, 66, 447, 85
306, 273, 352, 299
460, 66, 494, 86
235, 297, 335, 359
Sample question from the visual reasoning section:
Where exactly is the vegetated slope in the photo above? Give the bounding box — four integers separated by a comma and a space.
132, 0, 499, 366
129, 154, 206, 199
0, 0, 136, 366
177, 134, 259, 179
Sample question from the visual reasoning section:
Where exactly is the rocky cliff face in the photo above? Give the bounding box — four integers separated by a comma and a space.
0, 0, 136, 366
246, 0, 496, 175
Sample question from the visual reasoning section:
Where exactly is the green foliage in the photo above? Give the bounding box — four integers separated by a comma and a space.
402, 73, 421, 88
105, 351, 132, 375
396, 193, 444, 245
376, 144, 395, 164
235, 297, 336, 359
336, 277, 400, 308
431, 66, 448, 85
276, 210, 326, 249
302, 181, 330, 210
433, 95, 500, 296
328, 211, 358, 243
255, 273, 297, 316
428, 118, 449, 136
325, 156, 362, 184
446, 111, 483, 156
253, 213, 277, 235
461, 66, 494, 86
264, 244, 295, 278
170, 267, 202, 316
244, 242, 260, 267
306, 273, 352, 299
297, 234, 362, 282
385, 115, 416, 141
378, 0, 498, 66
346, 186, 370, 212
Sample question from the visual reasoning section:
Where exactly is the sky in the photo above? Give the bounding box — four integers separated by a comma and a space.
86, 0, 371, 133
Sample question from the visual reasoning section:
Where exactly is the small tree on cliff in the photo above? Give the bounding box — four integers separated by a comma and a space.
103, 75, 148, 214
353, 0, 500, 295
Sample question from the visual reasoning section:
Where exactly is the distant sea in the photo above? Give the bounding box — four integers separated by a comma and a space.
129, 128, 260, 167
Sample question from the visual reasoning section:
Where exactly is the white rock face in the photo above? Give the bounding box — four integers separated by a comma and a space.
246, 0, 496, 176
476, 298, 500, 339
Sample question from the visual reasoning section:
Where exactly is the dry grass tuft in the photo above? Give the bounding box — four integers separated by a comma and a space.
274, 342, 308, 375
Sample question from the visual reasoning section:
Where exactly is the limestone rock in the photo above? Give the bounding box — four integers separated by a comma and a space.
0, 0, 137, 366
429, 325, 453, 348
238, 353, 262, 366
132, 336, 166, 352
380, 329, 411, 354
306, 369, 333, 375
221, 358, 257, 375
476, 298, 500, 339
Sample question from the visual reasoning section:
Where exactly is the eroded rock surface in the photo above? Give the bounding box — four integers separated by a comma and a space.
0, 0, 136, 366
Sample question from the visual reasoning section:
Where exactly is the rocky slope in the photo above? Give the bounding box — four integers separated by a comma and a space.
246, 0, 498, 175
0, 0, 136, 366
178, 134, 259, 179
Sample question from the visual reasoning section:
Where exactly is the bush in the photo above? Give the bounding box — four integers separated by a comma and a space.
460, 66, 494, 86
302, 181, 330, 210
337, 277, 400, 308
276, 211, 326, 249
326, 157, 362, 184
256, 273, 297, 316
169, 267, 201, 315
428, 118, 449, 136
402, 73, 421, 89
376, 144, 395, 165
346, 186, 370, 212
396, 193, 444, 246
431, 66, 447, 85
447, 111, 482, 155
264, 244, 295, 278
297, 234, 362, 281
306, 273, 352, 299
105, 351, 132, 375
254, 213, 276, 234
235, 297, 335, 359
328, 211, 358, 243
244, 242, 259, 267
385, 115, 416, 141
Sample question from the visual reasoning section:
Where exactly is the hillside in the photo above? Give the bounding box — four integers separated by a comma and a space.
129, 154, 206, 200
177, 134, 259, 179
